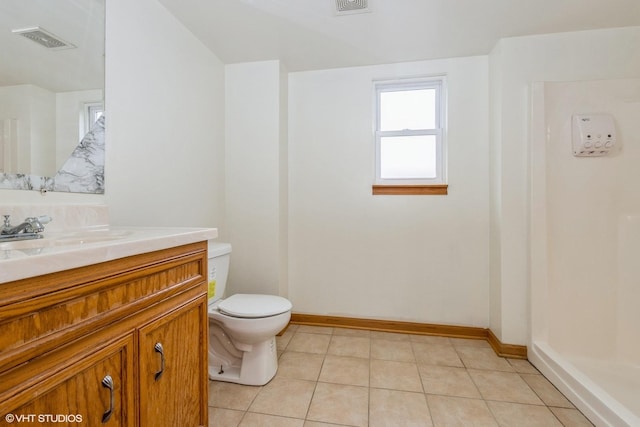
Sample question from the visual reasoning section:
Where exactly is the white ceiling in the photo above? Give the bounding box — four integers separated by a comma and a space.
2, 0, 638, 93
158, 0, 640, 71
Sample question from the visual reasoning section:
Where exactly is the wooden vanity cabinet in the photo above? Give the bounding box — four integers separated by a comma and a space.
0, 242, 209, 427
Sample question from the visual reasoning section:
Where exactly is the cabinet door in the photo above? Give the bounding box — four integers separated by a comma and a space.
1, 337, 134, 427
138, 296, 208, 427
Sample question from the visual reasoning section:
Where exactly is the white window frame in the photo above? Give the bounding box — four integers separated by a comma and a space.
82, 101, 104, 137
374, 76, 447, 186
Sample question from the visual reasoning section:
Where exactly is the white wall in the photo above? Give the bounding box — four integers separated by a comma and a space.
28, 85, 56, 177
225, 61, 288, 297
0, 85, 56, 176
278, 66, 289, 298
105, 0, 226, 228
0, 85, 32, 174
488, 42, 504, 340
288, 57, 490, 327
489, 26, 640, 345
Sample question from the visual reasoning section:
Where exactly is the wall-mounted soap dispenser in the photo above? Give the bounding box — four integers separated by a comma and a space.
572, 114, 616, 157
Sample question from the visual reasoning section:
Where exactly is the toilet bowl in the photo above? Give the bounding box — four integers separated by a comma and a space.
207, 242, 292, 386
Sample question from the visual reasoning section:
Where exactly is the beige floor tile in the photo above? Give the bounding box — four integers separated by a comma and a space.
520, 374, 574, 408
419, 365, 482, 399
369, 388, 432, 427
370, 330, 411, 341
248, 378, 316, 419
277, 351, 325, 381
318, 355, 369, 386
227, 325, 583, 427
332, 327, 371, 337
427, 395, 498, 426
507, 358, 540, 374
327, 335, 370, 358
371, 338, 415, 362
450, 338, 492, 349
287, 332, 331, 354
307, 382, 369, 427
209, 381, 261, 410
456, 347, 515, 372
208, 408, 244, 427
468, 370, 543, 405
304, 422, 351, 427
410, 335, 454, 346
276, 329, 295, 350
370, 359, 423, 392
240, 413, 305, 427
413, 342, 465, 368
487, 401, 563, 427
296, 325, 334, 335
549, 407, 595, 426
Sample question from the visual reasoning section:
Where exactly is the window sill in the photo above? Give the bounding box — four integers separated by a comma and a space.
372, 184, 448, 195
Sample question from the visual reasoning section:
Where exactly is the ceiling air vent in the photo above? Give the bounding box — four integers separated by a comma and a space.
335, 0, 370, 16
12, 27, 76, 50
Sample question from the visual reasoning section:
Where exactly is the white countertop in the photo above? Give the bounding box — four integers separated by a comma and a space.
0, 226, 217, 283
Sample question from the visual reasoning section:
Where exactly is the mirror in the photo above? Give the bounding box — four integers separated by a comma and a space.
0, 0, 105, 193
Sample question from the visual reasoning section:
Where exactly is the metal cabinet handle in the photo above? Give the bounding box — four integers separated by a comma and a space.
154, 342, 165, 381
101, 375, 114, 423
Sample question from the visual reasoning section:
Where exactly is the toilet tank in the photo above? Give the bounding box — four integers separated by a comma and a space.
207, 241, 232, 303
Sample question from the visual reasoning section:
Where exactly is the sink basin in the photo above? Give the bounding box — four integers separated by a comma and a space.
53, 235, 127, 245
0, 239, 49, 251
51, 230, 131, 246
0, 229, 133, 251
52, 229, 133, 245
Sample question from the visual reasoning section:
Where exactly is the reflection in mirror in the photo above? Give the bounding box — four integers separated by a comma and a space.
0, 0, 105, 194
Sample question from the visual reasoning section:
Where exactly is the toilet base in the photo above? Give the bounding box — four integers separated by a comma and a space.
209, 336, 278, 386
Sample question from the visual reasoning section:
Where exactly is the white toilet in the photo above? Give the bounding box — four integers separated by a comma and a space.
207, 241, 292, 386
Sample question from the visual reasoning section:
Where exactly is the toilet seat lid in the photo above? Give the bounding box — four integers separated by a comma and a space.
217, 294, 292, 318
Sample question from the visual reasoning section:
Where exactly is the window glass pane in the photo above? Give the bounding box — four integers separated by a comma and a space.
380, 89, 436, 131
380, 135, 436, 179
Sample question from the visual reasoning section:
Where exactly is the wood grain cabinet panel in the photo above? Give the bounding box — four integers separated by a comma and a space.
0, 242, 208, 427
139, 297, 208, 427
0, 336, 134, 427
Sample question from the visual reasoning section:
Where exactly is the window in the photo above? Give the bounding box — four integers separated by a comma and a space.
373, 77, 447, 195
82, 102, 104, 137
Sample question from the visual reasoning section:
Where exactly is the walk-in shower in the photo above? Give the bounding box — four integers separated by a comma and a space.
529, 79, 640, 427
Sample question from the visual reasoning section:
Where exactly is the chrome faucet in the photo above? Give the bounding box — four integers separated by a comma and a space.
1, 215, 52, 240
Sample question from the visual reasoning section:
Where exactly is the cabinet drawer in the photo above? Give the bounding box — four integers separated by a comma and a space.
0, 243, 207, 373
0, 335, 135, 427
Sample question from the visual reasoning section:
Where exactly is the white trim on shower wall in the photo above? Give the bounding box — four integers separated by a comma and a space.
529, 82, 549, 346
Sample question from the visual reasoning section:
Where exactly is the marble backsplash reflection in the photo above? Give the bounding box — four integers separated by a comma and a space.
0, 115, 105, 194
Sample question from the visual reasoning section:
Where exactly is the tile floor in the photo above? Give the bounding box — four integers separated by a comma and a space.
208, 324, 594, 426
